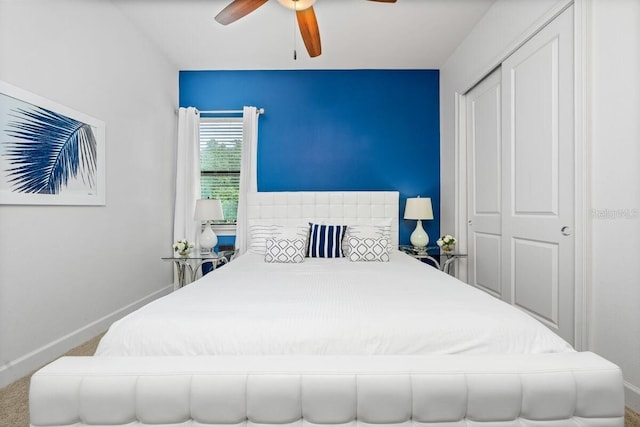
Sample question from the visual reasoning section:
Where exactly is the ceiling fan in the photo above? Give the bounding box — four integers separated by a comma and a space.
214, 0, 397, 58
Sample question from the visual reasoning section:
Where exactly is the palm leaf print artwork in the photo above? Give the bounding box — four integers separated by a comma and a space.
3, 106, 97, 194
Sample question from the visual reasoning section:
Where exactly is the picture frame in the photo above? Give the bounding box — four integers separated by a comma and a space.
0, 81, 105, 205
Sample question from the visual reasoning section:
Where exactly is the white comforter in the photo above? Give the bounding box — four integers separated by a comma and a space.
96, 251, 573, 356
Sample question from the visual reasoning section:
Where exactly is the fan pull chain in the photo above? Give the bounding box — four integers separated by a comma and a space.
293, 0, 297, 60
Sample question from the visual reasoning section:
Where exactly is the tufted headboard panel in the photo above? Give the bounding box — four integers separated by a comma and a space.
246, 191, 400, 247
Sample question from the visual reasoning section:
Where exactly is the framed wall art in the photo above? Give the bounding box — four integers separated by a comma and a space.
0, 81, 105, 205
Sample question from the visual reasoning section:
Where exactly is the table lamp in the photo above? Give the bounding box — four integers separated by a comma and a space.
194, 199, 224, 254
404, 196, 434, 254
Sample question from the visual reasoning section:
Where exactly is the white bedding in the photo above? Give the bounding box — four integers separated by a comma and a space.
96, 251, 573, 356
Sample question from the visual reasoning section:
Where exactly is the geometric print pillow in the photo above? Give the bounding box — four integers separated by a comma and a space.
342, 219, 393, 256
347, 237, 390, 262
264, 238, 306, 263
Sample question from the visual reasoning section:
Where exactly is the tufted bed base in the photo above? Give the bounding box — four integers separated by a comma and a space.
29, 192, 625, 426
30, 352, 624, 427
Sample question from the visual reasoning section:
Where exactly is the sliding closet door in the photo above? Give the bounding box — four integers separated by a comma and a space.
466, 6, 575, 344
501, 6, 574, 343
466, 68, 502, 298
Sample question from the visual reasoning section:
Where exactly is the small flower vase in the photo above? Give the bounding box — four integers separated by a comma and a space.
441, 245, 454, 253
176, 250, 190, 258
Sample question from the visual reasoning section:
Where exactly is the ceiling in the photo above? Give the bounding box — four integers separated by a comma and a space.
112, 0, 496, 70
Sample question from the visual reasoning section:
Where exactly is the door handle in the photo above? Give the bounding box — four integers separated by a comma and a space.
561, 226, 572, 236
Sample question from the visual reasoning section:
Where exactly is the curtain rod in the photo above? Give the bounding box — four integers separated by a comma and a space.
200, 109, 244, 114
177, 108, 265, 115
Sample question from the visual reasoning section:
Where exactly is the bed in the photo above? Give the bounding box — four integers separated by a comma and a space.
29, 191, 624, 427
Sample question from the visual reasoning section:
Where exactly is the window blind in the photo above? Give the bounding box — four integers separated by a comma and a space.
200, 117, 243, 222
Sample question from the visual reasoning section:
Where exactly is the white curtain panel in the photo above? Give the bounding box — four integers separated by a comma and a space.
174, 107, 201, 254
235, 106, 259, 254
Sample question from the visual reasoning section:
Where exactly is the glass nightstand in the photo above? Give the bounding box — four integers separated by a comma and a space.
162, 250, 236, 288
398, 245, 467, 275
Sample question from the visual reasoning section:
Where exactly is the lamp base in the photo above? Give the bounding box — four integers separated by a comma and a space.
199, 223, 218, 255
410, 220, 429, 252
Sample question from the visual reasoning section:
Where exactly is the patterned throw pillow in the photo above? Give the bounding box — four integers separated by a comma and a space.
342, 219, 393, 256
248, 223, 309, 255
307, 223, 347, 258
265, 238, 306, 263
348, 237, 390, 262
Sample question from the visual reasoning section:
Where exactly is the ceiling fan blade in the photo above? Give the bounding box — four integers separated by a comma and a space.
296, 6, 322, 58
215, 0, 269, 25
367, 0, 397, 2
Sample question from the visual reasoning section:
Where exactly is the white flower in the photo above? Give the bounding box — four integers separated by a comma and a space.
437, 235, 456, 247
173, 239, 194, 253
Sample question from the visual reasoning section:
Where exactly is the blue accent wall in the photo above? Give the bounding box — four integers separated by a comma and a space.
180, 70, 440, 245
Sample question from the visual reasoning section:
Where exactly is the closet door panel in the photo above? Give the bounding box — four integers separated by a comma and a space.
513, 237, 559, 327
512, 39, 559, 215
474, 232, 502, 297
466, 68, 502, 298
474, 91, 502, 214
501, 6, 574, 344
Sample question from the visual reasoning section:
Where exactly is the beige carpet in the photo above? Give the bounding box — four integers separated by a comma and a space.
0, 333, 104, 427
1, 334, 639, 427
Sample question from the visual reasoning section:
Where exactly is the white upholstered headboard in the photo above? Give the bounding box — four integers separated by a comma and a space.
246, 191, 400, 247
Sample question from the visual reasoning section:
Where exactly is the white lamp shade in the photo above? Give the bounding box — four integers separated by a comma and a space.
404, 197, 434, 220
194, 199, 224, 221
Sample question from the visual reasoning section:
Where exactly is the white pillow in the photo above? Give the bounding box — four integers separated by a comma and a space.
248, 222, 309, 255
343, 218, 393, 255
347, 237, 390, 262
272, 225, 309, 240
265, 238, 306, 263
247, 221, 274, 255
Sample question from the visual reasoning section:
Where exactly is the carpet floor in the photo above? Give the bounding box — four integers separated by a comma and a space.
1, 334, 639, 427
0, 333, 104, 427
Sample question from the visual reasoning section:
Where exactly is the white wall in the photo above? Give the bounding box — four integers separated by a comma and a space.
0, 0, 178, 387
589, 0, 640, 411
440, 0, 640, 412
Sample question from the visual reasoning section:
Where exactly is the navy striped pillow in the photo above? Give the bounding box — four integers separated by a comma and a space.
307, 223, 347, 258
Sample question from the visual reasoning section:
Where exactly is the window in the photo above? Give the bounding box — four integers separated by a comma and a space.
200, 117, 243, 224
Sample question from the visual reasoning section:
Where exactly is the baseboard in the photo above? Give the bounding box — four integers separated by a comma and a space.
626, 381, 640, 413
0, 284, 173, 389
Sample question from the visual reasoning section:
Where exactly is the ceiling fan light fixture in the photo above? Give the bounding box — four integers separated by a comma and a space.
277, 0, 316, 11
216, 0, 395, 59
